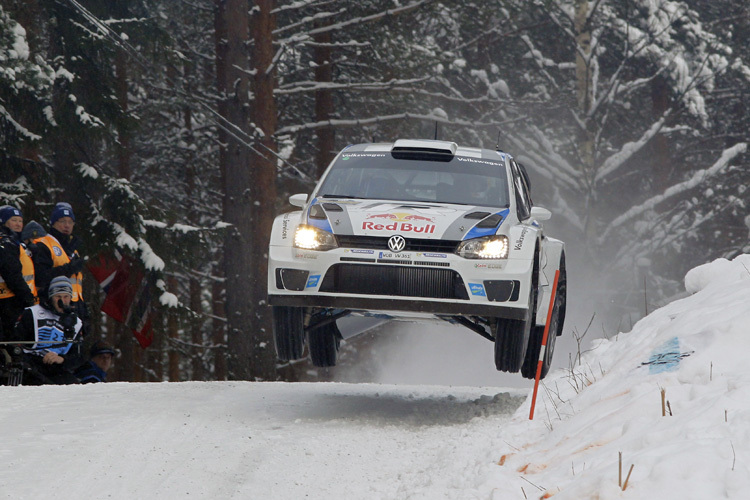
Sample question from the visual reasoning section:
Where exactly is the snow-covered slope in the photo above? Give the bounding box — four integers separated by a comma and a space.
1, 256, 749, 499
493, 254, 750, 499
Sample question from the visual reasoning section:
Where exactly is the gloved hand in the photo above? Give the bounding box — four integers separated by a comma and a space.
68, 255, 85, 274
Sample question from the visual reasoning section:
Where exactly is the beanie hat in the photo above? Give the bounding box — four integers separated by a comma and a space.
50, 202, 76, 226
0, 205, 22, 225
48, 276, 73, 299
90, 340, 116, 358
21, 220, 46, 241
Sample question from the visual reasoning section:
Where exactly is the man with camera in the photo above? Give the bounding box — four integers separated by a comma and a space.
10, 276, 83, 385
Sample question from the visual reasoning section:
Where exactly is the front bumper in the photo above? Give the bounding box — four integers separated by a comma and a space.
267, 244, 533, 320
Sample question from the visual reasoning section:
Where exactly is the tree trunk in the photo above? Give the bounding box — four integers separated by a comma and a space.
212, 260, 227, 380
651, 76, 671, 192
314, 29, 335, 178
574, 0, 597, 246
167, 275, 181, 381
248, 0, 278, 380
216, 0, 257, 380
213, 2, 229, 381
115, 46, 131, 179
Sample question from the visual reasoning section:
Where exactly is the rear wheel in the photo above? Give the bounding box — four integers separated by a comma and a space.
521, 255, 566, 379
272, 306, 306, 361
308, 320, 341, 367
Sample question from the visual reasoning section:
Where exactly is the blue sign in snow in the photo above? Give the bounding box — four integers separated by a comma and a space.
642, 337, 694, 374
306, 275, 321, 288
469, 283, 486, 297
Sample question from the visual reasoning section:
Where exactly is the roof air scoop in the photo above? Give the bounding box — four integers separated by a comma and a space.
391, 139, 457, 162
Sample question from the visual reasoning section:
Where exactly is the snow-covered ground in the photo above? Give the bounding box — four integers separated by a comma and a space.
2, 255, 750, 499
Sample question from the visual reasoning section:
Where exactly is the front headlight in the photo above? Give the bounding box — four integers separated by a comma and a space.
456, 235, 509, 259
294, 224, 338, 251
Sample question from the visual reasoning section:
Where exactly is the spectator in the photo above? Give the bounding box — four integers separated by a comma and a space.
11, 276, 83, 385
0, 206, 36, 341
20, 221, 47, 263
75, 340, 115, 383
32, 202, 88, 331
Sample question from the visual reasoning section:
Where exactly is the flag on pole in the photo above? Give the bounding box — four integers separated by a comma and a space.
88, 251, 155, 348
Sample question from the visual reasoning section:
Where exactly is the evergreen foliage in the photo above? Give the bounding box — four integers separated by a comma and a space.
0, 0, 747, 380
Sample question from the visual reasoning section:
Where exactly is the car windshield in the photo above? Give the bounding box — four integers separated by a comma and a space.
316, 152, 510, 207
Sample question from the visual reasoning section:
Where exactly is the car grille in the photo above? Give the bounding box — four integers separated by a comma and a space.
335, 235, 459, 253
319, 264, 469, 300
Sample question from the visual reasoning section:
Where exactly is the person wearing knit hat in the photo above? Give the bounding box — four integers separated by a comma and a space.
49, 202, 75, 227
75, 340, 116, 383
0, 205, 35, 342
0, 205, 23, 241
31, 202, 89, 336
9, 275, 83, 385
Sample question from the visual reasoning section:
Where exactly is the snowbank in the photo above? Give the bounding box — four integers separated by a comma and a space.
494, 254, 750, 498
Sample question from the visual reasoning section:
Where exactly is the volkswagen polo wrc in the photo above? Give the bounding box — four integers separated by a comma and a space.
267, 139, 566, 379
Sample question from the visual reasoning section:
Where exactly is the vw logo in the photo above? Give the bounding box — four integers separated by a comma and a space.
387, 235, 406, 252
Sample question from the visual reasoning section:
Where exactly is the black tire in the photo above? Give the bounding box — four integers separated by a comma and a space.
521, 255, 566, 379
272, 306, 306, 361
494, 255, 539, 372
308, 321, 341, 367
493, 317, 531, 372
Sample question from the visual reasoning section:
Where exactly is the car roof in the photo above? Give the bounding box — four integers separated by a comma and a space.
342, 140, 511, 163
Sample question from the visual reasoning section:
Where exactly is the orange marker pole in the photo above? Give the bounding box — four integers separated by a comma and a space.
529, 270, 560, 420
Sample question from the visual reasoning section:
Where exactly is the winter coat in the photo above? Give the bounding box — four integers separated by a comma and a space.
32, 228, 88, 325
0, 227, 36, 340
10, 300, 83, 385
74, 360, 107, 384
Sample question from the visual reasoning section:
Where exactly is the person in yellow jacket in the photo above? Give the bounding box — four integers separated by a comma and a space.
0, 206, 36, 341
32, 203, 89, 333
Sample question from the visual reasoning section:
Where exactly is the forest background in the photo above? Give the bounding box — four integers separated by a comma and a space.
0, 0, 747, 383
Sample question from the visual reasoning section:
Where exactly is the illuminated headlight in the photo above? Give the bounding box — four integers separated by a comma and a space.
456, 235, 509, 259
293, 224, 338, 251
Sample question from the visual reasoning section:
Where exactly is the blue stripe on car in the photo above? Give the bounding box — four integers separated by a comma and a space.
307, 198, 333, 233
462, 208, 509, 240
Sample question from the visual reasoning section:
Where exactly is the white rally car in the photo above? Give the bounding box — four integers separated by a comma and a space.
267, 139, 566, 379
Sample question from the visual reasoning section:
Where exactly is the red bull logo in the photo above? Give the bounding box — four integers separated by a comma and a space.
363, 212, 436, 233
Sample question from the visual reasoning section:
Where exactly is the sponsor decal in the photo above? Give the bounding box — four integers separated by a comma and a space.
362, 221, 436, 234
416, 252, 447, 258
487, 263, 505, 269
514, 227, 530, 251
346, 249, 375, 254
281, 214, 290, 240
366, 212, 435, 223
468, 283, 486, 296
306, 275, 321, 288
294, 253, 318, 260
474, 263, 488, 268
455, 157, 504, 167
340, 153, 386, 159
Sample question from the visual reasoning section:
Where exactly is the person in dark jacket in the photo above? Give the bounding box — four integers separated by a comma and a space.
11, 276, 83, 385
32, 202, 89, 332
75, 340, 115, 383
0, 206, 36, 341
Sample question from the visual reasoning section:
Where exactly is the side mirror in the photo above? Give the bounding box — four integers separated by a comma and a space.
529, 206, 551, 221
289, 193, 308, 208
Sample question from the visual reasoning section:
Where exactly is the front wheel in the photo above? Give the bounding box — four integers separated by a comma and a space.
308, 321, 341, 367
272, 306, 306, 361
521, 257, 566, 379
495, 256, 538, 372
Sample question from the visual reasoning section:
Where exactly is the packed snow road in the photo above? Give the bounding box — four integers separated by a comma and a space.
0, 381, 526, 499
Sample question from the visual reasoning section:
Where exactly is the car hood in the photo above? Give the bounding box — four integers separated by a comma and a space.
308, 199, 509, 241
